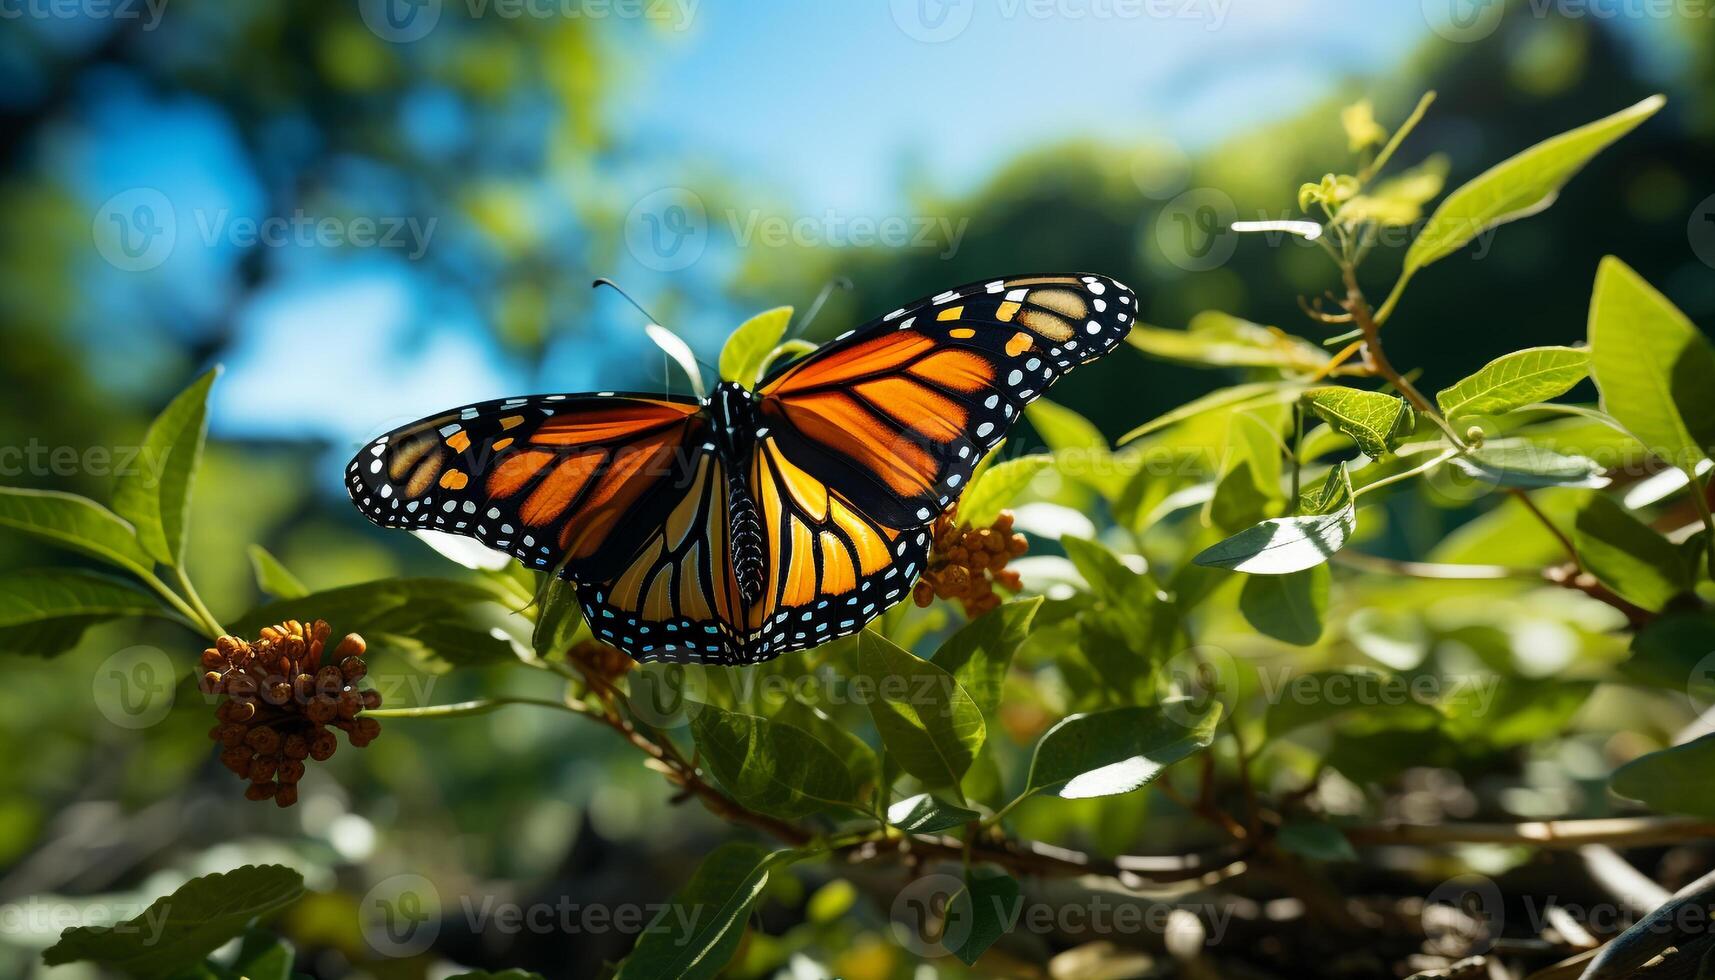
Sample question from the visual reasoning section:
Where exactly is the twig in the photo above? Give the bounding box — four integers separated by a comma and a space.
1344, 816, 1715, 850
1511, 489, 1582, 571
1341, 266, 1467, 448
1332, 550, 1535, 580
389, 685, 1252, 885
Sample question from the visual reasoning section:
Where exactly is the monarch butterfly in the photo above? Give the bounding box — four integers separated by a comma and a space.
346, 273, 1136, 665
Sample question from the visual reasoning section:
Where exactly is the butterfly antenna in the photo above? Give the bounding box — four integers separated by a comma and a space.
592, 277, 662, 325
787, 276, 853, 340
592, 277, 716, 393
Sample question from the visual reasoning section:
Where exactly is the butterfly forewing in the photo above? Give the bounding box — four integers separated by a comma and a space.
756, 273, 1136, 528
346, 393, 703, 583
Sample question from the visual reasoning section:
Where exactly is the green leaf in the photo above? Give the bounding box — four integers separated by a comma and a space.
1573, 493, 1689, 611
957, 454, 1051, 527
1302, 386, 1413, 458
1126, 312, 1326, 374
1021, 699, 1220, 800
448, 972, 545, 980
42, 865, 304, 978
1194, 464, 1356, 574
1263, 667, 1442, 739
950, 868, 1020, 967
1623, 612, 1715, 691
226, 929, 294, 980
719, 306, 793, 387
932, 597, 1041, 717
1337, 154, 1449, 227
0, 569, 172, 650
615, 843, 791, 980
531, 575, 584, 659
1276, 821, 1358, 862
112, 367, 219, 566
247, 545, 308, 600
1025, 398, 1106, 453
771, 697, 878, 794
1448, 442, 1608, 489
1297, 461, 1357, 516
1341, 98, 1386, 151
1118, 380, 1303, 445
1239, 566, 1328, 646
0, 487, 155, 579
757, 338, 818, 381
1059, 536, 1148, 610
1396, 96, 1663, 296
857, 631, 986, 790
690, 705, 858, 819
1435, 346, 1589, 420
1207, 410, 1284, 531
235, 578, 520, 671
1589, 256, 1715, 469
1611, 733, 1715, 818
0, 616, 107, 658
887, 793, 981, 834
1443, 678, 1595, 748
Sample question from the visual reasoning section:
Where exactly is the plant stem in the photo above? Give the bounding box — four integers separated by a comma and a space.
1331, 550, 1535, 580
1352, 448, 1463, 498
1510, 488, 1582, 571
1359, 90, 1436, 183
138, 570, 218, 639
1343, 815, 1715, 850
1688, 469, 1715, 579
368, 696, 578, 719
173, 564, 226, 637
1289, 403, 1304, 512
1341, 266, 1466, 448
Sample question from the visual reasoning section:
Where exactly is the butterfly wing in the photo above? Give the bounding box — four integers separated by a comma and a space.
737, 436, 931, 660
346, 392, 705, 584
569, 433, 933, 665
573, 442, 756, 664
755, 273, 1136, 528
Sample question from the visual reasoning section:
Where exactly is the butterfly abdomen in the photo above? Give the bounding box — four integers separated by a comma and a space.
726, 467, 765, 604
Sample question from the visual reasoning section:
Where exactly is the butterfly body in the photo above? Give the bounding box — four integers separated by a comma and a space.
708, 381, 767, 604
348, 273, 1137, 665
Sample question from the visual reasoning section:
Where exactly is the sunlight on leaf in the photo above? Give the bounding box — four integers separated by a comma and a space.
718, 306, 793, 387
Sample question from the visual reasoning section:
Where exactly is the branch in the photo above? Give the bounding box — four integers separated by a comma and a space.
393, 680, 1258, 886
1343, 816, 1715, 850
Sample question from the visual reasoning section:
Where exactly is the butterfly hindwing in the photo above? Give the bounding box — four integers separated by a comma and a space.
740, 437, 931, 660
575, 438, 932, 664
756, 273, 1135, 528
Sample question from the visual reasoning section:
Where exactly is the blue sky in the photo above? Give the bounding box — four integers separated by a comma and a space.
59, 2, 1449, 460
619, 0, 1433, 210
